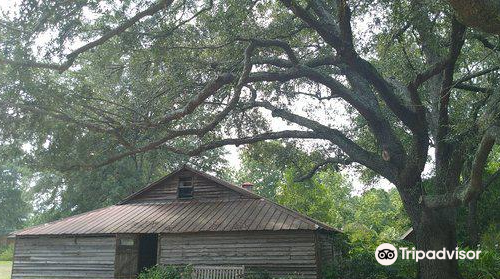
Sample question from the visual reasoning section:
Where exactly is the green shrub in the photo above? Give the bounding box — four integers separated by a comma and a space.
479, 224, 500, 250
245, 270, 272, 279
459, 248, 500, 279
321, 238, 416, 279
138, 265, 193, 279
0, 244, 14, 261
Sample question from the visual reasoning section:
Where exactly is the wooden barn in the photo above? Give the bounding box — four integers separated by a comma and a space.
10, 166, 342, 279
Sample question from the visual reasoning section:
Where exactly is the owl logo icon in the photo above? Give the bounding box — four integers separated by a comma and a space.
375, 243, 398, 265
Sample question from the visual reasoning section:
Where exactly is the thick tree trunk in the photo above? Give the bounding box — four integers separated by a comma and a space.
415, 208, 461, 279
397, 175, 461, 278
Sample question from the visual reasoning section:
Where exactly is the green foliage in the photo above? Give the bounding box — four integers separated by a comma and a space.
459, 248, 500, 279
235, 141, 289, 198
0, 245, 13, 261
456, 163, 500, 246
236, 141, 355, 228
480, 224, 500, 250
347, 189, 410, 240
277, 169, 352, 228
137, 265, 193, 279
319, 234, 417, 279
323, 246, 417, 279
238, 140, 415, 279
245, 270, 272, 279
21, 146, 227, 226
0, 146, 30, 232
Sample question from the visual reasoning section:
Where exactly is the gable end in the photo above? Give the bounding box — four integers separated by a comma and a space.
120, 166, 258, 204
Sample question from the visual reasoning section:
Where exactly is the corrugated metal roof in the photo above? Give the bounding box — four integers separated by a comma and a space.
13, 166, 341, 236
14, 199, 338, 236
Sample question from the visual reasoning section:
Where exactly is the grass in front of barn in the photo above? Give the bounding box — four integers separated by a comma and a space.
0, 261, 12, 279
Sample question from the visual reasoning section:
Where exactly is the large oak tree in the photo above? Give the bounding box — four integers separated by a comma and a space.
1, 0, 499, 278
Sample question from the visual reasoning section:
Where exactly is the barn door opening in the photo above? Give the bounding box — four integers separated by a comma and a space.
137, 234, 158, 273
115, 234, 139, 279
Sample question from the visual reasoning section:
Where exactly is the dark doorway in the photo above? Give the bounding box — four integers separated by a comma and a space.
137, 234, 158, 273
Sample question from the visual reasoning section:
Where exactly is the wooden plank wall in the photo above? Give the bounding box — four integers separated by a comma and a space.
315, 231, 340, 275
159, 231, 318, 279
12, 236, 115, 279
130, 171, 244, 203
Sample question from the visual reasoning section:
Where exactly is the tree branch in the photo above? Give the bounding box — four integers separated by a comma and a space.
179, 130, 322, 156
253, 100, 398, 182
279, 0, 343, 50
448, 0, 500, 35
422, 125, 498, 208
75, 130, 320, 170
453, 66, 500, 85
0, 57, 64, 71
454, 83, 492, 93
294, 157, 353, 182
240, 38, 300, 64
1, 0, 174, 73
63, 41, 262, 169
407, 59, 450, 93
435, 17, 466, 183
156, 73, 236, 126
473, 34, 500, 51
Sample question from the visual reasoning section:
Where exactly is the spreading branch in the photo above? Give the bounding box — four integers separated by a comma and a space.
422, 125, 499, 208
294, 157, 353, 182
435, 18, 466, 183
453, 66, 500, 85
0, 0, 174, 73
473, 34, 500, 51
253, 101, 398, 182
156, 73, 236, 126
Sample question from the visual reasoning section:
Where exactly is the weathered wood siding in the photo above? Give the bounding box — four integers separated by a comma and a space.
159, 231, 319, 279
12, 236, 115, 279
130, 170, 244, 203
315, 231, 340, 275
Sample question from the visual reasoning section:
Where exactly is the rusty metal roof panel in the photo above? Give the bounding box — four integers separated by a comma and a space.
13, 199, 339, 236
13, 166, 341, 236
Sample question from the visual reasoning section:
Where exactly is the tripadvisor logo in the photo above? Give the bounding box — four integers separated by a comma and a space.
375, 243, 398, 265
375, 243, 481, 265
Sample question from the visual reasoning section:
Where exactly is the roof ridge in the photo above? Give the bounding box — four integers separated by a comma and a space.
182, 165, 261, 199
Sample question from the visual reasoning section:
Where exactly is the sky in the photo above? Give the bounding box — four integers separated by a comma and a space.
0, 0, 400, 194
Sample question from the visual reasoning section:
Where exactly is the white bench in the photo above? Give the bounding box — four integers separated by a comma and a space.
193, 265, 245, 279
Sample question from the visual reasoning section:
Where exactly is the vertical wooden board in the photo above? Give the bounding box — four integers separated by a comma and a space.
315, 231, 340, 276
114, 234, 139, 279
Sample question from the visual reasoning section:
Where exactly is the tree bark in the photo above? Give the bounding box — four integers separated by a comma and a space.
467, 198, 480, 247
448, 0, 500, 35
415, 208, 461, 279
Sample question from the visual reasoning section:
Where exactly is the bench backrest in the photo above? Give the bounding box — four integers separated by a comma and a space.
193, 266, 245, 279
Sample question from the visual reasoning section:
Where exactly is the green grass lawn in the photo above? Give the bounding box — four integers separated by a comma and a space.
0, 261, 11, 279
